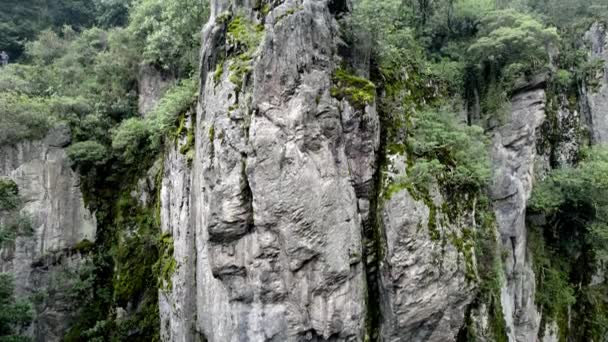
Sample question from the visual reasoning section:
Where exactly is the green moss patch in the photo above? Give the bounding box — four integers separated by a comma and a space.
331, 69, 376, 109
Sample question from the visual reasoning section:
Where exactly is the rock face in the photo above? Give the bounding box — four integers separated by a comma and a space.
159, 113, 196, 342
0, 126, 97, 341
582, 22, 608, 144
160, 0, 379, 340
489, 87, 546, 342
379, 156, 476, 342
138, 64, 175, 117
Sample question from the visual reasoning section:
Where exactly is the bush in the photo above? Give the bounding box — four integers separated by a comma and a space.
147, 77, 198, 150
0, 179, 19, 212
406, 108, 491, 194
67, 141, 109, 167
0, 92, 53, 145
111, 118, 149, 163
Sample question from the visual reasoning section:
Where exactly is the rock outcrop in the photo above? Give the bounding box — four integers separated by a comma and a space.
582, 21, 608, 144
379, 155, 476, 342
160, 0, 379, 340
490, 86, 546, 342
0, 126, 97, 341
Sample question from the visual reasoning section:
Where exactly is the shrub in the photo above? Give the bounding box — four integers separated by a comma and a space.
0, 93, 53, 145
406, 108, 491, 194
111, 118, 149, 163
67, 141, 109, 167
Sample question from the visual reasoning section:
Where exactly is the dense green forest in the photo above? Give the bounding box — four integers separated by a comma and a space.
0, 0, 607, 341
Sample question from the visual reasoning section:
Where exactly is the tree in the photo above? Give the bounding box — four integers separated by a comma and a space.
468, 9, 558, 81
128, 0, 209, 74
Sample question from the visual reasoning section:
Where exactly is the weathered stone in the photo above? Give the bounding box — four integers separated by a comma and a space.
582, 22, 608, 144
379, 154, 476, 342
160, 0, 378, 341
138, 64, 176, 117
0, 126, 97, 341
490, 87, 546, 342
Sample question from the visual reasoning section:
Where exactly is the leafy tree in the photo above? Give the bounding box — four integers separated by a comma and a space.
0, 0, 102, 60
128, 0, 209, 73
468, 9, 558, 81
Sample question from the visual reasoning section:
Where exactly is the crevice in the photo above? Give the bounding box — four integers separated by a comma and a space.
363, 97, 388, 342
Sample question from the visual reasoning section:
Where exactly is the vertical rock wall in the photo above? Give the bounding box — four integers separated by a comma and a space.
161, 0, 380, 340
490, 86, 546, 342
0, 126, 97, 341
379, 156, 476, 341
582, 22, 608, 144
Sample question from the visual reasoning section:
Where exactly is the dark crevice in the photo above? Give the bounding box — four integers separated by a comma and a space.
363, 91, 388, 342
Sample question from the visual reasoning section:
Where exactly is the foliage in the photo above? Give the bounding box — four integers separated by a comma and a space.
67, 141, 109, 167
0, 180, 19, 212
111, 118, 150, 164
529, 146, 608, 340
128, 0, 209, 73
0, 274, 33, 340
331, 69, 376, 109
112, 77, 197, 162
0, 0, 100, 60
406, 108, 491, 194
0, 214, 33, 247
468, 9, 559, 82
0, 93, 54, 146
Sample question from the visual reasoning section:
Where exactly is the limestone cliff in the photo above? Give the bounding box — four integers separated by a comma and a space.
0, 126, 96, 341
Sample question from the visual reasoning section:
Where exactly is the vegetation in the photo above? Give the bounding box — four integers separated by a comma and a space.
225, 15, 264, 92
529, 147, 608, 340
1, 0, 607, 341
331, 69, 376, 109
0, 274, 34, 340
128, 0, 209, 73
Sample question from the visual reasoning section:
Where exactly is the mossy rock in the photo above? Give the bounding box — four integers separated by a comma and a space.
331, 69, 376, 109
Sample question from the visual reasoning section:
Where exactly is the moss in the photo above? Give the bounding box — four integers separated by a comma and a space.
213, 60, 224, 86
225, 16, 264, 93
179, 117, 195, 165
427, 200, 440, 241
331, 69, 376, 109
155, 233, 176, 292
208, 125, 215, 143
261, 3, 271, 16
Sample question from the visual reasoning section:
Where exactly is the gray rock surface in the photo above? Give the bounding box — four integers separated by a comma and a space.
379, 155, 476, 342
159, 113, 197, 342
582, 22, 608, 144
0, 126, 97, 341
489, 88, 546, 342
138, 64, 175, 117
160, 0, 379, 340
